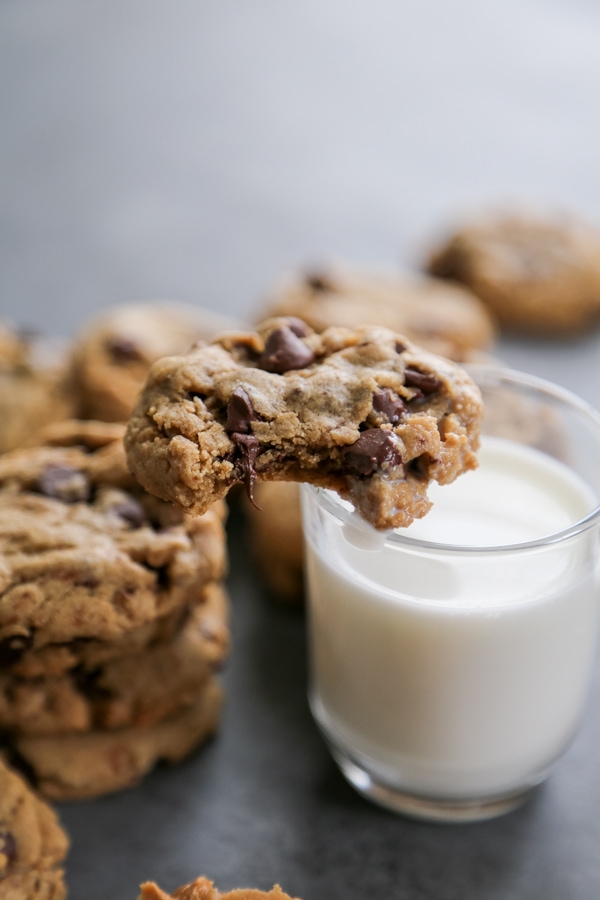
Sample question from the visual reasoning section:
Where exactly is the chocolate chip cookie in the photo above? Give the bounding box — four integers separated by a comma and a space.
10, 677, 222, 800
0, 583, 229, 735
0, 421, 226, 666
71, 303, 241, 422
139, 877, 299, 900
0, 756, 69, 899
260, 268, 495, 360
125, 319, 482, 531
426, 212, 600, 335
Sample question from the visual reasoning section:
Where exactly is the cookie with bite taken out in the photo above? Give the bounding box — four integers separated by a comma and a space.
125, 318, 482, 532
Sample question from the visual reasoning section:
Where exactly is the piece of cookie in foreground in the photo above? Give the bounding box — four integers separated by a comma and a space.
125, 319, 482, 531
0, 756, 69, 900
139, 876, 299, 900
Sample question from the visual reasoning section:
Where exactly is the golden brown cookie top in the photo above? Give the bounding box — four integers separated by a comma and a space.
125, 318, 481, 531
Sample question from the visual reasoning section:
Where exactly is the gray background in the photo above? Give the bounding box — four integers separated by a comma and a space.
2, 2, 600, 898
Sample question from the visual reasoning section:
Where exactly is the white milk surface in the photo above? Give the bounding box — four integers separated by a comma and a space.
305, 437, 600, 799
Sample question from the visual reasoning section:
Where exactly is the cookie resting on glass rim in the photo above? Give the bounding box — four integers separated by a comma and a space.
124, 319, 482, 531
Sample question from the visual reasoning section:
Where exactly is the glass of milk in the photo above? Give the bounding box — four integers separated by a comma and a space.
302, 366, 600, 823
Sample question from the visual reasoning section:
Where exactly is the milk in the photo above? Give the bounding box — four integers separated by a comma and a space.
304, 437, 600, 801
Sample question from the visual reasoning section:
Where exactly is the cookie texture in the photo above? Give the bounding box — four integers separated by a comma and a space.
125, 319, 482, 531
0, 421, 227, 664
0, 757, 69, 900
426, 212, 600, 335
261, 268, 495, 360
0, 324, 76, 454
71, 302, 241, 422
0, 583, 229, 736
11, 678, 223, 800
139, 877, 299, 900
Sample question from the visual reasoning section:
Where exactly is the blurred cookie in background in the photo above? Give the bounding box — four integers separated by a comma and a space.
0, 323, 76, 454
245, 481, 305, 604
426, 211, 600, 336
259, 266, 495, 361
71, 302, 242, 422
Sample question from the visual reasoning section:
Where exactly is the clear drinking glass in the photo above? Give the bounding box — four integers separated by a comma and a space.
301, 366, 600, 823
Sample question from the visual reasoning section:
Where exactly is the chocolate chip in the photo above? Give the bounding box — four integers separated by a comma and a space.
258, 327, 315, 374
74, 666, 111, 701
404, 368, 441, 395
155, 566, 171, 590
231, 432, 260, 506
0, 831, 17, 869
305, 271, 335, 292
226, 387, 257, 434
111, 496, 147, 528
74, 575, 100, 590
37, 465, 90, 503
373, 389, 407, 425
283, 317, 311, 337
0, 633, 34, 666
106, 336, 143, 362
341, 428, 402, 476
395, 340, 408, 354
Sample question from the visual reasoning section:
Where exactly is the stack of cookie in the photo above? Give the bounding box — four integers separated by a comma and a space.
0, 420, 229, 800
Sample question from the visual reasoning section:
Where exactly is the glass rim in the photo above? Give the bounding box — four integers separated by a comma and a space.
305, 364, 600, 555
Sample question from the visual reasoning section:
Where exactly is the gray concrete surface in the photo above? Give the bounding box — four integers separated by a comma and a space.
1, 2, 600, 898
